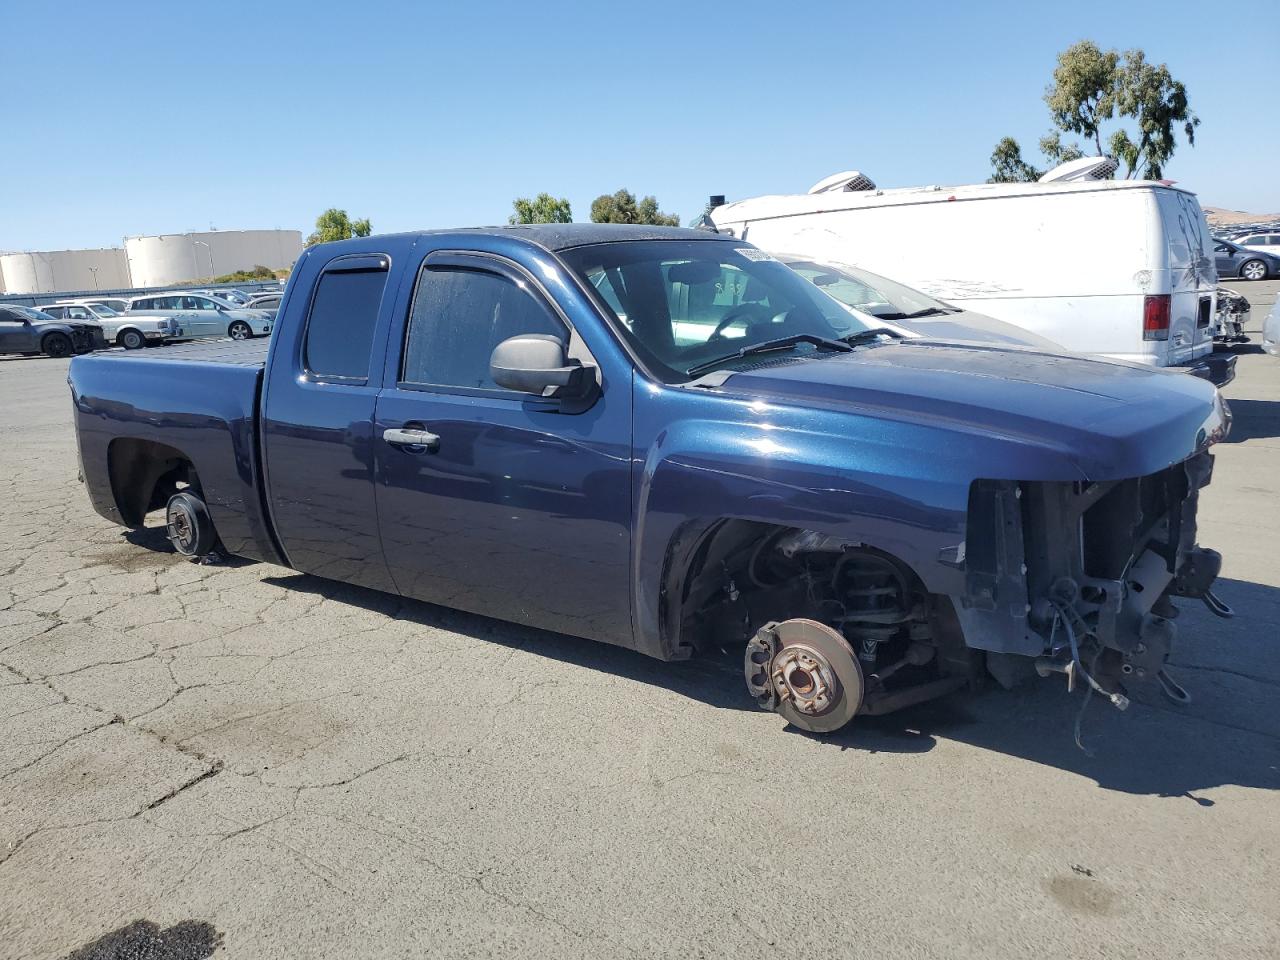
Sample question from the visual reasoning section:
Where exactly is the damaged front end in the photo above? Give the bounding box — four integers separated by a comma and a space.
960, 448, 1230, 729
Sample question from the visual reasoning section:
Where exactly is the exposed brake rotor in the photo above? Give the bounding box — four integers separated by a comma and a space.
744, 619, 864, 733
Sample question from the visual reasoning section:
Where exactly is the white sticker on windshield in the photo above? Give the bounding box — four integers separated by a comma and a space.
735, 247, 775, 262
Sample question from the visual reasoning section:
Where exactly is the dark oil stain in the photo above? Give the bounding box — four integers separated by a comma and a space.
1045, 874, 1118, 916
64, 919, 222, 960
84, 540, 176, 573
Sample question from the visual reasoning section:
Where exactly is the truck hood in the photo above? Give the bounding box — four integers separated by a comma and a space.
719, 341, 1225, 480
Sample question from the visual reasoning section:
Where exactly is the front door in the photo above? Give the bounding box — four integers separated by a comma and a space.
373, 251, 634, 647
0, 311, 36, 353
180, 296, 228, 337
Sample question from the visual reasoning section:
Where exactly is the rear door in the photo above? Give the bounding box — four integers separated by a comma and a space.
261, 253, 397, 592
372, 249, 634, 647
1156, 189, 1215, 364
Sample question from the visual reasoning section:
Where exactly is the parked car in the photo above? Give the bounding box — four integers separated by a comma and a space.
1263, 299, 1280, 358
43, 302, 182, 350
243, 292, 281, 317
710, 168, 1233, 385
0, 304, 105, 357
69, 224, 1231, 735
1213, 238, 1280, 281
127, 292, 272, 340
777, 255, 1068, 351
1212, 288, 1250, 345
1231, 232, 1280, 257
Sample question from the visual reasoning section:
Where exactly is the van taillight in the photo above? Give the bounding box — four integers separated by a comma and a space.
1143, 294, 1171, 341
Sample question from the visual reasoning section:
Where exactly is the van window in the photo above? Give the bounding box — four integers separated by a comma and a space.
131, 299, 151, 310
303, 266, 388, 381
401, 266, 567, 390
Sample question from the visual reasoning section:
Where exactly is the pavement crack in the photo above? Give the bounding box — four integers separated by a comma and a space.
143, 763, 224, 812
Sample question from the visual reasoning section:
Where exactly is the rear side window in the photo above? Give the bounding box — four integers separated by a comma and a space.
401, 266, 567, 391
304, 261, 389, 380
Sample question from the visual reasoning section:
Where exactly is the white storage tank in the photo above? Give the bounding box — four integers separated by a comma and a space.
0, 248, 130, 295
125, 229, 302, 287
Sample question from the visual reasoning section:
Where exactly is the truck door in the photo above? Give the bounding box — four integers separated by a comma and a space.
261, 253, 397, 593
373, 251, 634, 648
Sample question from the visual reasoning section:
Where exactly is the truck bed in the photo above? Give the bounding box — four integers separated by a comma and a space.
68, 339, 283, 565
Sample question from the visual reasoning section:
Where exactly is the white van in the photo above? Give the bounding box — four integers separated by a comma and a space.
709, 168, 1233, 385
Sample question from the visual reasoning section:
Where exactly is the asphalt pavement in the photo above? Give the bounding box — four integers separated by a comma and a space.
1, 289, 1278, 959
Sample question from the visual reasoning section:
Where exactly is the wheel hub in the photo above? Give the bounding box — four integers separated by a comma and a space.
744, 619, 864, 732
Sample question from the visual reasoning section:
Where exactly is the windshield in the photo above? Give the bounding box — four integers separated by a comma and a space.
560, 240, 875, 381
783, 258, 953, 319
87, 304, 119, 316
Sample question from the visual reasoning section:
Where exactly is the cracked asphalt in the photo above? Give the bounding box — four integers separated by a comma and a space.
2, 287, 1279, 959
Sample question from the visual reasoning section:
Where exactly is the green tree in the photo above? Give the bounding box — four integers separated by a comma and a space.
987, 137, 1044, 183
306, 208, 372, 246
989, 40, 1199, 182
590, 189, 679, 226
509, 193, 573, 224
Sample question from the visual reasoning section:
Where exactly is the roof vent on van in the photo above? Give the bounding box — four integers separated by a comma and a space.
808, 170, 877, 194
1038, 156, 1119, 183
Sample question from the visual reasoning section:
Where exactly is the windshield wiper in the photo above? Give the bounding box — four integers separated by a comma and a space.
685, 333, 851, 378
876, 307, 958, 321
840, 327, 906, 346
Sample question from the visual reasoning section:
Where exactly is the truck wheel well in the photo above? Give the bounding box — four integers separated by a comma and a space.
107, 438, 198, 528
666, 518, 971, 676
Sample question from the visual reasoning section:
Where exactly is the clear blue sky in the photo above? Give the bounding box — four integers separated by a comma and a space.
2, 0, 1275, 252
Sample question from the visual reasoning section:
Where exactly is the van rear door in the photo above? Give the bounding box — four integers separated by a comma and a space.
1156, 189, 1215, 367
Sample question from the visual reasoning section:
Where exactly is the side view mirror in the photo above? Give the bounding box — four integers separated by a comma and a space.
490, 334, 597, 403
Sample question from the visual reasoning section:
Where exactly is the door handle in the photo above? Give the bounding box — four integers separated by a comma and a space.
383, 426, 440, 452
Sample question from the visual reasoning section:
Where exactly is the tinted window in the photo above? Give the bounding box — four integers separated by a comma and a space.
131, 299, 150, 310
304, 267, 388, 380
401, 267, 566, 390
42, 306, 66, 318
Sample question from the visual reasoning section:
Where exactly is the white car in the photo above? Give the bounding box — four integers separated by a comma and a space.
42, 301, 182, 350
1231, 232, 1280, 258
127, 292, 273, 340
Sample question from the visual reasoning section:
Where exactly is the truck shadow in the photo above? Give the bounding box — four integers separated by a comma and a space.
260, 571, 1280, 802
1220, 398, 1280, 443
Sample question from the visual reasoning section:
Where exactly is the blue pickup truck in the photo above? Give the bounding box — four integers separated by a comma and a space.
68, 224, 1232, 733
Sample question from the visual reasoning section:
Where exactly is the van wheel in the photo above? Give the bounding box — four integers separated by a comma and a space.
118, 329, 145, 350
227, 320, 252, 340
165, 492, 219, 559
1241, 259, 1267, 281
41, 333, 73, 358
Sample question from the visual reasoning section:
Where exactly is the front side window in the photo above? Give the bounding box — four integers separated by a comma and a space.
303, 265, 388, 380
401, 266, 567, 391
560, 240, 872, 381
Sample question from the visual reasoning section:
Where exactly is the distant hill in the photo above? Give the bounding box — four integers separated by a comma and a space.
1204, 206, 1280, 228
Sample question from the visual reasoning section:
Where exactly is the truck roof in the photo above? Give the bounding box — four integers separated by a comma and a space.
714, 178, 1199, 223
314, 223, 727, 256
